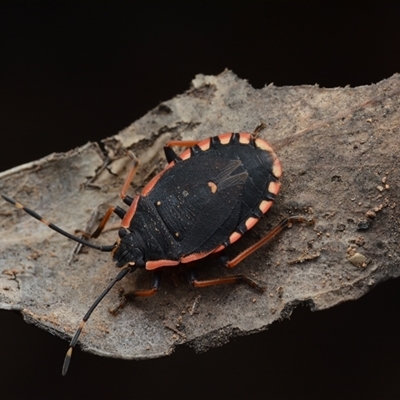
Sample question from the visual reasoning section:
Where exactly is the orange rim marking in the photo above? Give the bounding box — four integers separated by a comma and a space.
208, 181, 217, 193
180, 250, 215, 264
218, 132, 233, 144
121, 196, 140, 228
146, 259, 180, 270
255, 138, 274, 152
259, 200, 273, 214
268, 181, 281, 196
272, 159, 282, 179
238, 133, 252, 144
227, 231, 242, 246
245, 217, 259, 230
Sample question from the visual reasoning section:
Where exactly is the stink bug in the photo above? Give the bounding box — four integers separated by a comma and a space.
2, 131, 312, 375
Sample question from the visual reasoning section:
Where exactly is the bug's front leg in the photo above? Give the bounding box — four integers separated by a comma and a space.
109, 270, 162, 315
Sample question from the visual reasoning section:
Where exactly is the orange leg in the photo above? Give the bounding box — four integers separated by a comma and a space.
224, 216, 314, 269
163, 139, 203, 163
109, 271, 162, 315
165, 139, 202, 148
89, 206, 118, 238
188, 216, 313, 292
119, 151, 139, 204
189, 269, 265, 293
76, 152, 140, 239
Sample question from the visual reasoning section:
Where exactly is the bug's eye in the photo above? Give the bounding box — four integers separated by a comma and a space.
118, 228, 128, 238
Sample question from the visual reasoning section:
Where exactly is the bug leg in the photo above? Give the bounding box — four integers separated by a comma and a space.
163, 139, 203, 162
91, 206, 126, 238
165, 139, 202, 148
83, 156, 113, 189
188, 267, 265, 293
74, 152, 139, 240
75, 205, 127, 240
252, 122, 267, 138
223, 216, 315, 269
109, 270, 162, 315
75, 151, 139, 240
119, 151, 139, 206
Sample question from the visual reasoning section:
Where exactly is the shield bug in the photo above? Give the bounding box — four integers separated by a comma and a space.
2, 131, 312, 375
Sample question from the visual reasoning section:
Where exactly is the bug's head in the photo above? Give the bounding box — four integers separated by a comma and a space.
112, 227, 145, 269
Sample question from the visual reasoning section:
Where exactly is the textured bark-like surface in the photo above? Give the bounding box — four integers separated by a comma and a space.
0, 71, 399, 360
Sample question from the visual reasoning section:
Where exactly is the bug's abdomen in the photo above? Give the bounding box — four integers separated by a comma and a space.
146, 157, 247, 254
144, 133, 282, 257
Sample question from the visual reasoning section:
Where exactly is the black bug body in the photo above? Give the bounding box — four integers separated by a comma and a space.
4, 131, 306, 375
113, 132, 281, 271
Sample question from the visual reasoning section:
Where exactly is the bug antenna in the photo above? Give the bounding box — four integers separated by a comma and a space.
62, 267, 131, 376
1, 194, 115, 252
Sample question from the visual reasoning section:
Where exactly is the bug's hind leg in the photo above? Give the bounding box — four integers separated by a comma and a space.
222, 216, 314, 269
188, 216, 314, 293
188, 267, 265, 293
109, 270, 162, 315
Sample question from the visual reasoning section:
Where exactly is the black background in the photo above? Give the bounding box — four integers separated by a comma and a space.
1, 2, 399, 399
